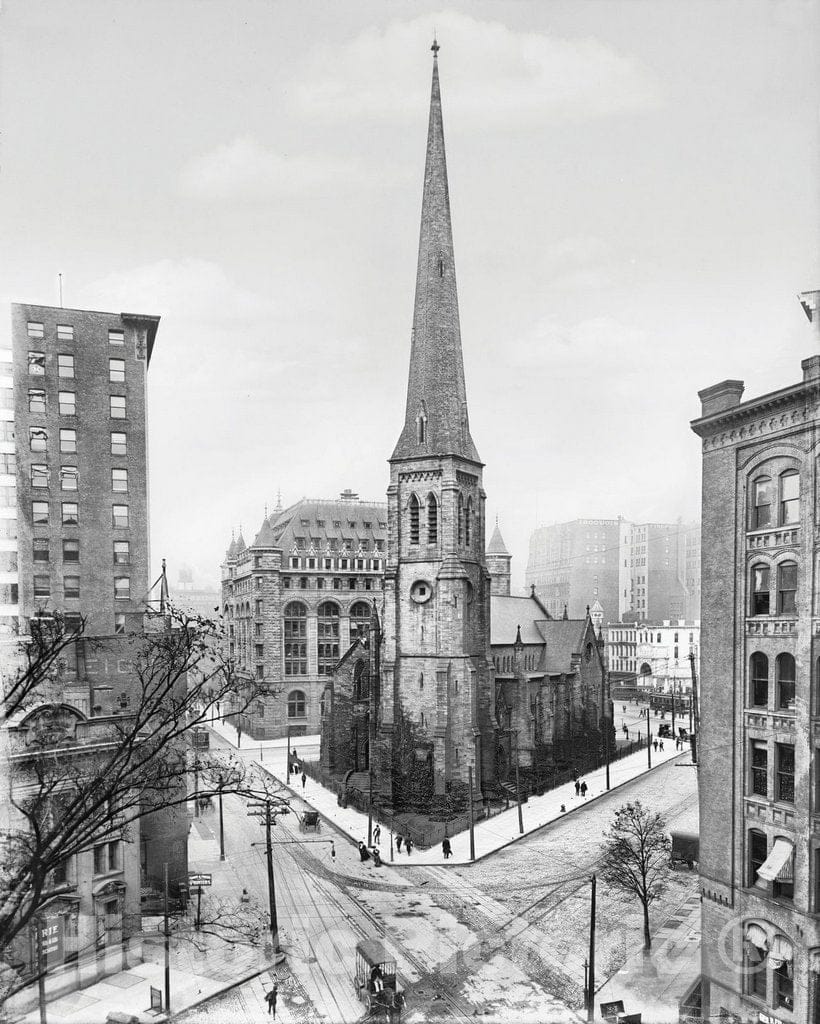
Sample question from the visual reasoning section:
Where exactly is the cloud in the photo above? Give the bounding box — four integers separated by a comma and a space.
511, 315, 649, 375
296, 11, 662, 126
179, 136, 366, 200
76, 258, 271, 324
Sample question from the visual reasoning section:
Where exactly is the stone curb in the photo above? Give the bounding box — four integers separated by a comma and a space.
257, 750, 689, 868
164, 963, 273, 1022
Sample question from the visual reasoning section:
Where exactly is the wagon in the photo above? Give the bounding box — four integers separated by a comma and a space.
670, 830, 699, 870
354, 940, 405, 1018
299, 810, 321, 833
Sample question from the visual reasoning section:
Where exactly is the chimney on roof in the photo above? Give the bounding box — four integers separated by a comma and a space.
340, 489, 359, 502
799, 291, 820, 381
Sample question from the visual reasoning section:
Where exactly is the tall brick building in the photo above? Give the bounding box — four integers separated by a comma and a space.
526, 518, 624, 621
376, 43, 497, 803
690, 289, 820, 1022
220, 493, 387, 739
5, 303, 157, 641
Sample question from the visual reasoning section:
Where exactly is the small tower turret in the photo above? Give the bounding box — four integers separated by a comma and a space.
486, 518, 512, 596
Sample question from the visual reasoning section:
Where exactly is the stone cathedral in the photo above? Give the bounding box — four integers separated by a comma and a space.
319, 45, 611, 815
378, 41, 496, 804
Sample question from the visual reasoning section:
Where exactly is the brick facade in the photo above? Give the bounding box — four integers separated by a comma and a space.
691, 290, 820, 1022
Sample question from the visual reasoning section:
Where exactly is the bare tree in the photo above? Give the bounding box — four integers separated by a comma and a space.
0, 606, 282, 984
599, 800, 671, 952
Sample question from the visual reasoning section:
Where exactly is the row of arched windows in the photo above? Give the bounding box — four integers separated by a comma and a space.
407, 492, 474, 547
748, 652, 795, 711
283, 600, 372, 677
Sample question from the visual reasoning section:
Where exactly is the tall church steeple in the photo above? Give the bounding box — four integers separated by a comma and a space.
378, 42, 496, 809
392, 41, 480, 465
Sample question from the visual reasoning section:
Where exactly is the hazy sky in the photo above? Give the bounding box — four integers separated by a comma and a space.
2, 1, 818, 591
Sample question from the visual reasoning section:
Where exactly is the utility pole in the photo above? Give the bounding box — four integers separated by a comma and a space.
468, 765, 476, 862
163, 862, 171, 1014
36, 917, 46, 1024
265, 801, 280, 956
689, 651, 700, 765
647, 727, 652, 770
671, 669, 677, 738
586, 874, 596, 1021
285, 724, 291, 777
514, 733, 523, 835
218, 774, 225, 860
193, 757, 199, 817
603, 713, 611, 791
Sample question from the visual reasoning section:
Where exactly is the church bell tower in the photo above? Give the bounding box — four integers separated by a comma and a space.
378, 42, 496, 805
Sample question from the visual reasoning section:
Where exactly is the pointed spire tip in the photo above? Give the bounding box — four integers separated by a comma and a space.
431, 36, 440, 57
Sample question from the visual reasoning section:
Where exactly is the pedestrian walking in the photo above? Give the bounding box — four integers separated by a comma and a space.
653, 739, 658, 752
623, 705, 627, 713
265, 984, 278, 1018
574, 780, 581, 796
358, 841, 371, 862
442, 837, 452, 859
373, 824, 381, 845
659, 739, 664, 751
396, 834, 403, 853
405, 837, 413, 855
301, 771, 306, 790
622, 723, 628, 738
580, 781, 587, 798
372, 846, 382, 867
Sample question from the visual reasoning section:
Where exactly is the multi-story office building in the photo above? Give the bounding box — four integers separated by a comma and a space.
624, 520, 700, 623
526, 518, 623, 620
221, 492, 387, 739
6, 304, 158, 637
690, 289, 820, 1022
526, 516, 700, 623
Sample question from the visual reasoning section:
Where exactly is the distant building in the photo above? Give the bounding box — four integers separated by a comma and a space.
526, 518, 623, 621
174, 569, 220, 620
689, 289, 820, 1022
624, 520, 700, 623
220, 492, 387, 739
526, 517, 700, 624
633, 620, 699, 693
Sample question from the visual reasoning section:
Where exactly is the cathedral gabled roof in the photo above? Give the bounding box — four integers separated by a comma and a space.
225, 532, 237, 560
486, 521, 510, 556
391, 44, 480, 466
235, 531, 247, 553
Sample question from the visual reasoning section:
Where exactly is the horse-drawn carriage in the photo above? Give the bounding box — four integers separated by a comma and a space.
354, 940, 405, 1019
299, 810, 321, 833
670, 830, 699, 870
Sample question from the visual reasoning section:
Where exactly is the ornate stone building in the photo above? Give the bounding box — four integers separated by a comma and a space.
220, 492, 386, 739
690, 289, 820, 1022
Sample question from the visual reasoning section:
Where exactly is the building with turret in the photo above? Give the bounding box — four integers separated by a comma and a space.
486, 520, 512, 596
220, 492, 387, 739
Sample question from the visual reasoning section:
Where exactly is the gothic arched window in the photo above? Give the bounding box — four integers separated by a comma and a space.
457, 493, 464, 545
427, 493, 438, 545
465, 497, 473, 546
409, 494, 420, 545
350, 601, 371, 638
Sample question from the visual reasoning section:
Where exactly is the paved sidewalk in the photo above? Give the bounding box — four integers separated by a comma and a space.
12, 809, 285, 1024
593, 886, 701, 1022
207, 722, 689, 865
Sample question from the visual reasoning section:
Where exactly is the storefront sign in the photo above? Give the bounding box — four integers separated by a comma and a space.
188, 873, 212, 887
150, 986, 163, 1011
758, 1014, 784, 1024
39, 916, 63, 961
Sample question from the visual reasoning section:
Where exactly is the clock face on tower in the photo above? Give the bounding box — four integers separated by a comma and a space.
410, 580, 433, 604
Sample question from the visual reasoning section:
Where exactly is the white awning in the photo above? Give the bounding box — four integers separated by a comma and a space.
745, 922, 769, 950
755, 837, 794, 885
768, 933, 793, 971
